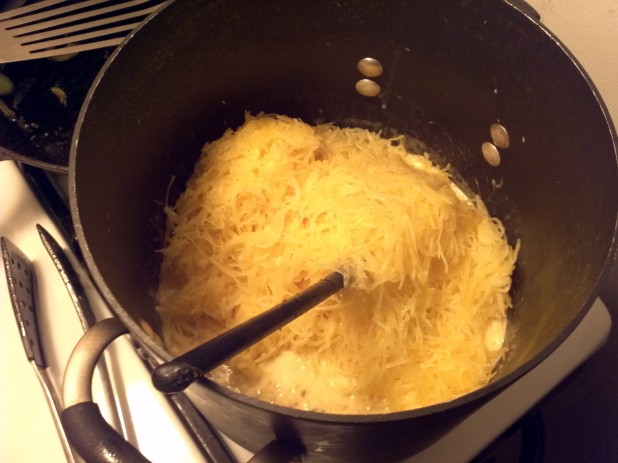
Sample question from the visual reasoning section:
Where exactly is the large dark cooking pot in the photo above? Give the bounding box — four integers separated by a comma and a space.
64, 0, 618, 461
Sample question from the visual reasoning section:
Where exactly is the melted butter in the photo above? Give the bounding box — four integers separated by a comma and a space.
258, 350, 358, 411
484, 318, 507, 352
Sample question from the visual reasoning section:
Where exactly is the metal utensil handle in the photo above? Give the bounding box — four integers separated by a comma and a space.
36, 224, 96, 330
37, 223, 125, 435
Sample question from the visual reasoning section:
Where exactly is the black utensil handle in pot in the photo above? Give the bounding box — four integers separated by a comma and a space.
61, 318, 150, 463
152, 271, 345, 394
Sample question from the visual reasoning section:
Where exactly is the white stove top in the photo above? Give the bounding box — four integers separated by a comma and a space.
0, 159, 221, 462
0, 159, 611, 462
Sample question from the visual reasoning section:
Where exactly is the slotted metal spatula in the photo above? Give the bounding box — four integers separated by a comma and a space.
1, 236, 80, 463
0, 0, 168, 63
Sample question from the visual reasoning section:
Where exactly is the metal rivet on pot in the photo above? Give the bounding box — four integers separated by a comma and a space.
490, 123, 510, 149
357, 57, 383, 77
355, 79, 381, 97
482, 142, 501, 167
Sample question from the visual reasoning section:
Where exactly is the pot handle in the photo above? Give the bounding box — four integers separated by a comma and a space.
61, 318, 151, 463
60, 317, 304, 463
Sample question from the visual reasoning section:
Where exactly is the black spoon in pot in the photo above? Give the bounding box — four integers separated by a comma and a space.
152, 271, 345, 394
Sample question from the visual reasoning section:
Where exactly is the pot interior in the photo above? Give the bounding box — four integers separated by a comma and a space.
71, 0, 618, 416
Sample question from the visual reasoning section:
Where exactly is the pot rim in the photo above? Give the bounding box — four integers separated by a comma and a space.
68, 0, 618, 426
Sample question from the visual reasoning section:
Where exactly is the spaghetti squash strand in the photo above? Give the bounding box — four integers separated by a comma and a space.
157, 113, 518, 414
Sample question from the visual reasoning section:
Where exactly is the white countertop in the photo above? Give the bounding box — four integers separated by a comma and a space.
0, 160, 215, 463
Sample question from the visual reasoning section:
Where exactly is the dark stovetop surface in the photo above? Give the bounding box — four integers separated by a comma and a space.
0, 46, 112, 170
